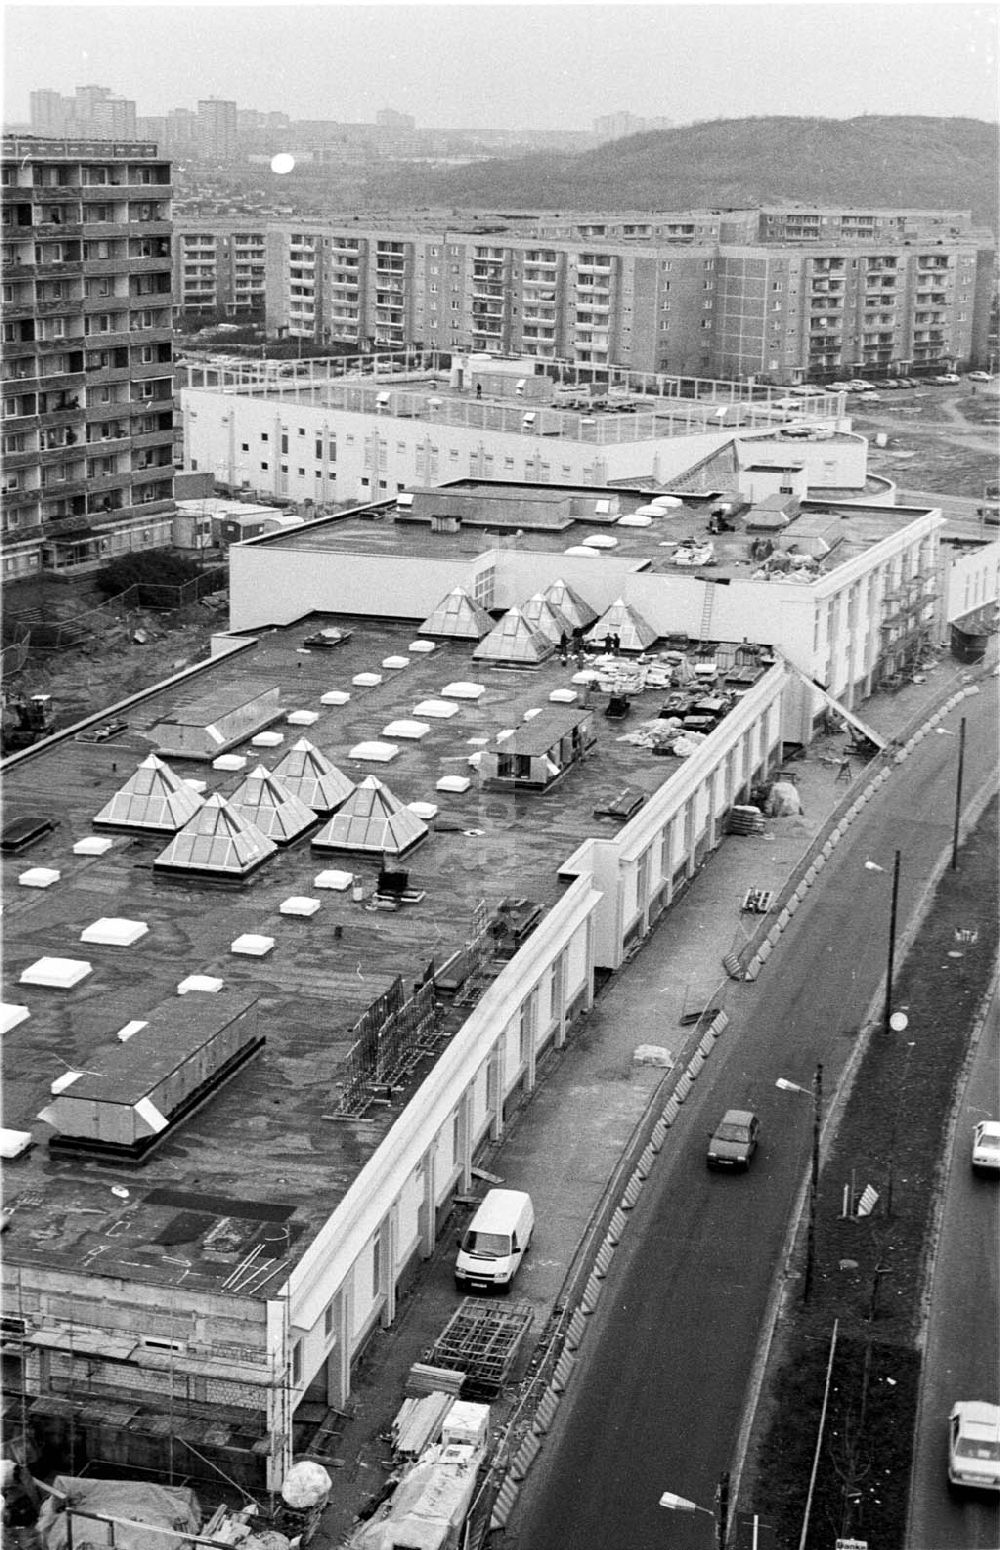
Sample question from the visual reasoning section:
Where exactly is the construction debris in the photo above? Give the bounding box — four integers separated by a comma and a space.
391, 1392, 455, 1458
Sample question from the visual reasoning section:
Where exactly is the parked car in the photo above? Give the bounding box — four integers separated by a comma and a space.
707, 1108, 760, 1170
858, 392, 881, 403
971, 1120, 1000, 1172
455, 1189, 534, 1292
934, 373, 961, 385
968, 371, 993, 383
827, 381, 852, 392
948, 1401, 1000, 1491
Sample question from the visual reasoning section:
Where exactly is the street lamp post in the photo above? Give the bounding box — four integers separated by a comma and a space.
882, 849, 902, 1033
951, 717, 966, 870
659, 1472, 730, 1549
776, 1066, 823, 1301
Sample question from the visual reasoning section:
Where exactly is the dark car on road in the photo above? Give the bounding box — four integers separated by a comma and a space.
707, 1108, 760, 1170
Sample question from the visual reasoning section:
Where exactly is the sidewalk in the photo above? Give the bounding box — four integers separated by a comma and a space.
315, 650, 991, 1546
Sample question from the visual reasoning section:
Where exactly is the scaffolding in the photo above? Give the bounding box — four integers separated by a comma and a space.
334, 977, 440, 1117
424, 1300, 534, 1400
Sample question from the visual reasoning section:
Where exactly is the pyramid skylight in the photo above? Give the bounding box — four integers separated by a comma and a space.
271, 739, 355, 814
311, 775, 428, 858
94, 754, 204, 834
154, 795, 277, 879
418, 586, 494, 640
228, 765, 318, 844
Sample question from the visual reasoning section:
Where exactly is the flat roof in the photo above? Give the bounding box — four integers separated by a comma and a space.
251, 482, 941, 582
1, 613, 774, 1299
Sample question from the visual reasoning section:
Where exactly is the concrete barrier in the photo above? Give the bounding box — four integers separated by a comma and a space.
533, 1388, 560, 1434
581, 1271, 603, 1312
786, 894, 799, 915
595, 1243, 613, 1277
675, 1072, 693, 1102
744, 959, 760, 982
766, 924, 782, 947
638, 1142, 655, 1176
511, 1431, 542, 1478
711, 1010, 730, 1035
804, 865, 817, 887
566, 1310, 588, 1349
814, 853, 826, 872
623, 1173, 643, 1208
757, 940, 772, 964
552, 1351, 576, 1392
608, 1206, 628, 1243
663, 1096, 681, 1124
490, 1477, 521, 1528
687, 1050, 705, 1079
778, 908, 790, 930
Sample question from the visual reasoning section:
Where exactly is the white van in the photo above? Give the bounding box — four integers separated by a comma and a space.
455, 1189, 534, 1292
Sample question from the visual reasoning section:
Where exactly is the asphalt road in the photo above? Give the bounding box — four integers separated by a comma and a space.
512, 691, 998, 1550
908, 992, 999, 1550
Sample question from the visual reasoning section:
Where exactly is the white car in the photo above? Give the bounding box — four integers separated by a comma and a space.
848, 379, 874, 392
968, 371, 993, 383
935, 373, 961, 385
972, 1119, 1000, 1172
948, 1401, 1000, 1490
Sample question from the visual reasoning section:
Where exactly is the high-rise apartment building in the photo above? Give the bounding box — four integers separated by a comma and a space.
29, 86, 138, 142
173, 208, 995, 383
1, 135, 176, 581
172, 221, 267, 318
196, 99, 238, 160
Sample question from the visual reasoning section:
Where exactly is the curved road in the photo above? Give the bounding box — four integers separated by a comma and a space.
511, 689, 998, 1550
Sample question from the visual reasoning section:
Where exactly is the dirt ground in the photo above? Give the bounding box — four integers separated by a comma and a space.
853, 387, 1000, 499
4, 590, 219, 735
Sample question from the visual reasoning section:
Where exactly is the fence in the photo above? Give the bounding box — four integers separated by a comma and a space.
4, 576, 227, 659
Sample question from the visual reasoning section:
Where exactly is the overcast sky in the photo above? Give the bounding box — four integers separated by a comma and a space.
3, 2, 998, 131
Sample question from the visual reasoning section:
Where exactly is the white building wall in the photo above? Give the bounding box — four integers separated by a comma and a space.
943, 539, 1000, 623
275, 873, 600, 1457
181, 386, 748, 506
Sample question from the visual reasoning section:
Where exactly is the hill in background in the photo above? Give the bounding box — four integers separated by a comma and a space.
357, 116, 998, 232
